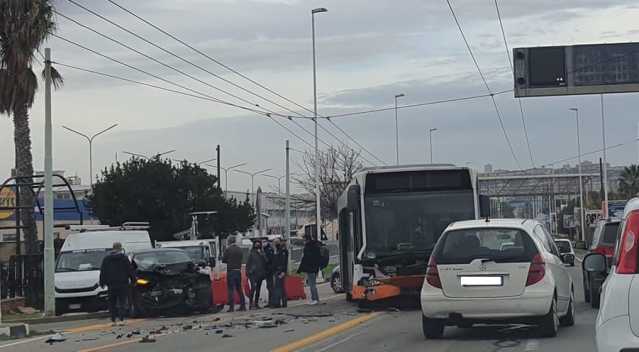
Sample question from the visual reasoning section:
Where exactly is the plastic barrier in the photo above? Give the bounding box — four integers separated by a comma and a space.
211, 270, 250, 306
285, 275, 306, 301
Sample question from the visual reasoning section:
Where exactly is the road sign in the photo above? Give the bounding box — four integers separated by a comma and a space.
0, 187, 16, 220
514, 42, 639, 97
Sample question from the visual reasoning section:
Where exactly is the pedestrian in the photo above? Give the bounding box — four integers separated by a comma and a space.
222, 235, 246, 312
99, 242, 134, 326
271, 238, 289, 308
263, 240, 275, 307
246, 240, 267, 309
297, 234, 322, 305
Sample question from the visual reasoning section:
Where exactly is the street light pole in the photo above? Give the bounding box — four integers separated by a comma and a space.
570, 108, 586, 243
394, 93, 405, 165
600, 94, 609, 218
234, 168, 272, 194
214, 162, 247, 196
428, 128, 437, 164
312, 7, 327, 241
61, 123, 118, 187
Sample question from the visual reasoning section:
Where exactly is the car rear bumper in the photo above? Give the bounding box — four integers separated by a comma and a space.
421, 288, 552, 320
596, 315, 639, 352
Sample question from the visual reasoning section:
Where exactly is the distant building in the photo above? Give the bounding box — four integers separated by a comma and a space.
484, 164, 493, 173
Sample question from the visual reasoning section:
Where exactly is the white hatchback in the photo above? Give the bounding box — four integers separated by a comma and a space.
585, 198, 639, 351
421, 219, 574, 339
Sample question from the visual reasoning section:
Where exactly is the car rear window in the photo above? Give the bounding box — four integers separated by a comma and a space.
554, 240, 571, 253
434, 227, 538, 265
601, 223, 620, 245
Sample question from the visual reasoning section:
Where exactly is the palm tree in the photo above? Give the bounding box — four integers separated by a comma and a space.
0, 0, 63, 254
619, 165, 639, 199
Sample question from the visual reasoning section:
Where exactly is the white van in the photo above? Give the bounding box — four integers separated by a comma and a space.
54, 223, 152, 314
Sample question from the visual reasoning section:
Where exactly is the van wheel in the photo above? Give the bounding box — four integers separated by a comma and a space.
559, 290, 575, 327
422, 315, 445, 339
538, 296, 559, 338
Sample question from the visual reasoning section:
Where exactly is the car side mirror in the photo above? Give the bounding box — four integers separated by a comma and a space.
560, 253, 574, 265
583, 253, 607, 273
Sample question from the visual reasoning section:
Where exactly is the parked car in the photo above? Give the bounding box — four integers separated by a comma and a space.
55, 223, 152, 315
330, 265, 344, 293
583, 219, 620, 308
584, 198, 639, 352
554, 239, 575, 266
130, 248, 212, 316
421, 219, 574, 339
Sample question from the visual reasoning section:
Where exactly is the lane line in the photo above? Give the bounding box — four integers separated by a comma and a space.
271, 312, 381, 352
313, 331, 364, 352
524, 339, 540, 351
0, 335, 52, 349
77, 338, 142, 352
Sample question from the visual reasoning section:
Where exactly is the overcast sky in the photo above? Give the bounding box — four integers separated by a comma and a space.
3, 0, 639, 193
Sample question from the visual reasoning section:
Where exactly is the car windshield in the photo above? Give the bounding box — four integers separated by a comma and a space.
56, 249, 109, 272
179, 246, 206, 262
133, 250, 192, 270
364, 191, 475, 257
434, 228, 537, 265
555, 240, 572, 253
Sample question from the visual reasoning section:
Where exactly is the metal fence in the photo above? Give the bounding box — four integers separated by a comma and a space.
1, 255, 44, 309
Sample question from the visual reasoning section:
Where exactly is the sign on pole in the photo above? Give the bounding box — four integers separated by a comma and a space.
514, 42, 639, 97
0, 187, 16, 220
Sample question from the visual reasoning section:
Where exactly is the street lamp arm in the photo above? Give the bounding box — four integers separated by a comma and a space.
254, 168, 273, 176
90, 123, 119, 142
233, 169, 253, 176
61, 125, 90, 142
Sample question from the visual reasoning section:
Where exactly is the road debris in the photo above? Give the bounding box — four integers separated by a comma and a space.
284, 329, 295, 333
254, 320, 277, 328
45, 333, 66, 344
140, 335, 157, 343
222, 333, 233, 338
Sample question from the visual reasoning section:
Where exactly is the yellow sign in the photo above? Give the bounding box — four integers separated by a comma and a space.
0, 187, 16, 220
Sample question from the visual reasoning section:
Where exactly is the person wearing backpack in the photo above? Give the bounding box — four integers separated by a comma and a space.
297, 234, 322, 305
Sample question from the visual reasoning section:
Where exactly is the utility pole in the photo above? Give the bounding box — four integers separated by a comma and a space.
216, 145, 221, 190
312, 7, 327, 242
600, 95, 609, 218
286, 140, 291, 272
428, 128, 437, 164
43, 48, 55, 316
570, 108, 586, 243
394, 93, 405, 165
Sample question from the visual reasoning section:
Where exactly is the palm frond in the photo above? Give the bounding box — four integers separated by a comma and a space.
40, 65, 63, 89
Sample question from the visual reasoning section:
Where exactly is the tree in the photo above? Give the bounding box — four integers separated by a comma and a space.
297, 145, 364, 221
0, 0, 63, 254
619, 165, 639, 199
89, 158, 255, 242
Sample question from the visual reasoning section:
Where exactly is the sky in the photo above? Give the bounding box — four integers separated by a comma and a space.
3, 0, 639, 193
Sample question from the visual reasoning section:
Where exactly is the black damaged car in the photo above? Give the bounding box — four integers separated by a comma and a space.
130, 248, 212, 316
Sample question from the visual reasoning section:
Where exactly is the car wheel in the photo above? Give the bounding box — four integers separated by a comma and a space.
590, 280, 601, 309
538, 296, 559, 338
331, 273, 343, 294
559, 289, 575, 327
583, 272, 591, 303
422, 315, 445, 339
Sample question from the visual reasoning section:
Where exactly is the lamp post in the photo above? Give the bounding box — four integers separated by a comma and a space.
312, 7, 327, 241
394, 93, 405, 165
211, 162, 247, 195
61, 124, 118, 187
264, 174, 285, 194
122, 149, 176, 159
428, 128, 437, 164
569, 107, 586, 243
233, 168, 272, 194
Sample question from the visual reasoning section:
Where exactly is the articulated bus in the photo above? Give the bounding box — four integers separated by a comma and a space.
337, 165, 488, 303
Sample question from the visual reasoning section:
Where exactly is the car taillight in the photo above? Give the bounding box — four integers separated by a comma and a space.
593, 246, 615, 257
526, 253, 545, 286
426, 256, 441, 289
617, 211, 639, 274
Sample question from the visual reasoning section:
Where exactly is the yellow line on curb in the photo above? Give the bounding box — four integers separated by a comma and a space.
271, 312, 381, 352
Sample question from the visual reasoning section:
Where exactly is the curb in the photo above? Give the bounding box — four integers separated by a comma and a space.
4, 312, 109, 326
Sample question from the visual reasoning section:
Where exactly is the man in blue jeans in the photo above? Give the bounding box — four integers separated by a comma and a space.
223, 236, 246, 312
297, 235, 322, 305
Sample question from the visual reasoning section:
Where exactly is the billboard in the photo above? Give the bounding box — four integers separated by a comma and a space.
514, 42, 639, 97
0, 187, 16, 220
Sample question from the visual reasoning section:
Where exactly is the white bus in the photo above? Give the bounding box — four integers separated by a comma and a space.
337, 165, 487, 303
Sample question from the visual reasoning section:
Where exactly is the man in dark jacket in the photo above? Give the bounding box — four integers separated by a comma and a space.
271, 238, 288, 308
263, 241, 275, 307
99, 242, 134, 326
297, 235, 322, 305
246, 240, 267, 309
222, 236, 246, 312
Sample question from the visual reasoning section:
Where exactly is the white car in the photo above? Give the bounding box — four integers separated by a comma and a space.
585, 198, 639, 351
421, 219, 574, 339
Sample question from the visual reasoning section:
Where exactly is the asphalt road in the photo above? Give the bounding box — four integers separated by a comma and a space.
1, 261, 597, 352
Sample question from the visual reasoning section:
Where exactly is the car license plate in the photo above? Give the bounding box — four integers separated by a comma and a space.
68, 303, 82, 310
460, 276, 503, 287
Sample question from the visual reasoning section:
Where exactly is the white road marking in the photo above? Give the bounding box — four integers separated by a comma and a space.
312, 332, 364, 352
0, 335, 52, 349
524, 339, 540, 351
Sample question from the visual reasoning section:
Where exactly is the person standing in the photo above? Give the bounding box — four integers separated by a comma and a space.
99, 242, 134, 326
246, 240, 267, 309
222, 235, 246, 312
263, 240, 275, 307
297, 235, 322, 305
271, 238, 289, 308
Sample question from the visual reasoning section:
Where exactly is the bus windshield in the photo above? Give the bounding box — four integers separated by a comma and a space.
364, 191, 475, 257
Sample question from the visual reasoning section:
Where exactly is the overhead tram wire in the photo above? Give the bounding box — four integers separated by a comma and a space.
103, 0, 385, 166
494, 0, 535, 168
445, 0, 521, 169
